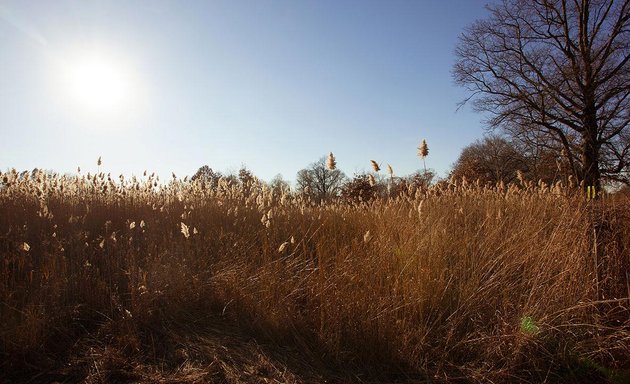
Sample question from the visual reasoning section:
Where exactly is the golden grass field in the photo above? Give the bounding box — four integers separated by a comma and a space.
1, 169, 629, 383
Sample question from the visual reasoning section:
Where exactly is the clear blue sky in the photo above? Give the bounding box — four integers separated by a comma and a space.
1, 0, 491, 183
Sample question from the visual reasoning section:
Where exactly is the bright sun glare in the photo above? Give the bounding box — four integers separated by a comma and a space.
65, 55, 129, 113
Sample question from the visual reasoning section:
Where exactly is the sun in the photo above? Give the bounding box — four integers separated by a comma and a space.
64, 54, 129, 113
53, 48, 145, 131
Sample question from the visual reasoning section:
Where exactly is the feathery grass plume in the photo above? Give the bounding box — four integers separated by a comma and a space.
418, 139, 429, 159
278, 241, 289, 253
261, 213, 271, 227
363, 230, 372, 243
20, 242, 30, 252
368, 174, 376, 187
418, 139, 429, 171
386, 164, 394, 197
370, 160, 380, 172
180, 222, 190, 238
97, 156, 102, 167
327, 152, 337, 170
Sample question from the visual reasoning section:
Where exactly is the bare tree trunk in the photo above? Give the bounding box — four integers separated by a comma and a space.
581, 96, 601, 192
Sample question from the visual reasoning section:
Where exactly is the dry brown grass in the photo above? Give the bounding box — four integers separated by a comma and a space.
1, 168, 629, 383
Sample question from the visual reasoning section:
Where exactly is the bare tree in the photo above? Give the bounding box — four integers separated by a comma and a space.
191, 165, 222, 190
295, 157, 347, 203
454, 0, 630, 189
451, 136, 527, 184
269, 174, 290, 196
405, 169, 436, 193
450, 135, 564, 184
340, 174, 379, 203
238, 167, 258, 196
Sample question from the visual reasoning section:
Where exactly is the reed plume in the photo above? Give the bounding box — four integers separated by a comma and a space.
418, 139, 429, 171
327, 152, 337, 170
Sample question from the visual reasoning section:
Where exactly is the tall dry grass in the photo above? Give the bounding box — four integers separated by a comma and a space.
0, 168, 628, 383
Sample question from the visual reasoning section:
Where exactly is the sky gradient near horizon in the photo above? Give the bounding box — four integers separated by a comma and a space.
1, 0, 492, 183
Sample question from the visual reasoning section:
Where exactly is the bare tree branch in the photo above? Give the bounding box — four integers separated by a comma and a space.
454, 0, 630, 188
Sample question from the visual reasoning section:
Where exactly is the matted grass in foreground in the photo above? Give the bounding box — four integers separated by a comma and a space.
1, 170, 628, 383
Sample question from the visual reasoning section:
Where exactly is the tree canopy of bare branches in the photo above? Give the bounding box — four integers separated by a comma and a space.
454, 0, 629, 188
450, 134, 565, 184
296, 157, 347, 203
